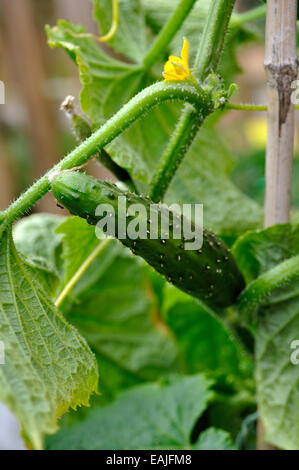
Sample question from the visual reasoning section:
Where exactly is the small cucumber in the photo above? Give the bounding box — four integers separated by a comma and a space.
52, 172, 245, 309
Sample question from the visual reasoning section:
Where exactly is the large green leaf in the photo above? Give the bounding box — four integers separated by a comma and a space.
56, 217, 180, 401
13, 214, 66, 296
18, 255, 60, 300
162, 286, 255, 440
46, 21, 141, 125
45, 374, 236, 450
142, 0, 207, 50
194, 427, 237, 450
0, 227, 98, 449
46, 3, 262, 237
236, 226, 299, 449
233, 224, 299, 283
13, 213, 65, 277
166, 119, 263, 237
93, 0, 148, 62
162, 284, 253, 385
55, 216, 119, 290
142, 0, 259, 83
239, 256, 299, 449
46, 20, 178, 183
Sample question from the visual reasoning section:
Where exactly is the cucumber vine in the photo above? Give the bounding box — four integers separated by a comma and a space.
1, 0, 299, 451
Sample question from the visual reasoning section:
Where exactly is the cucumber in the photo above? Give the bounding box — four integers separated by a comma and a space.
52, 172, 245, 309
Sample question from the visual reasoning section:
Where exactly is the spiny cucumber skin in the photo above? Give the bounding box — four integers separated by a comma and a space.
52, 172, 245, 309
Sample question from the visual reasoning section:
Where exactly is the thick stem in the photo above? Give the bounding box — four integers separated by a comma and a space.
143, 0, 197, 70
150, 108, 203, 202
260, 0, 298, 450
150, 0, 236, 202
195, 0, 237, 82
0, 81, 211, 234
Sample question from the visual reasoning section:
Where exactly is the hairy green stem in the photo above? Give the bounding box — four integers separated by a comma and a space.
226, 103, 299, 111
150, 0, 236, 202
226, 103, 267, 111
150, 107, 202, 202
0, 81, 212, 234
143, 0, 197, 70
195, 0, 237, 82
238, 254, 299, 325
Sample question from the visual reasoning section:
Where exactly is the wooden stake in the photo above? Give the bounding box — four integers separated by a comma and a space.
264, 0, 297, 227
260, 0, 298, 449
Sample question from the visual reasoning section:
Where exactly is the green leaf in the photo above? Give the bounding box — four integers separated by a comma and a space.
21, 255, 60, 299
0, 227, 98, 449
46, 20, 141, 124
166, 119, 263, 238
143, 0, 208, 60
233, 224, 299, 283
206, 393, 256, 444
193, 427, 237, 450
162, 285, 255, 439
162, 284, 253, 385
46, 4, 262, 238
13, 214, 66, 297
56, 217, 180, 401
238, 253, 299, 449
46, 19, 178, 183
239, 255, 299, 325
93, 0, 148, 62
143, 0, 258, 82
55, 216, 119, 290
13, 213, 65, 277
46, 374, 215, 450
255, 275, 299, 450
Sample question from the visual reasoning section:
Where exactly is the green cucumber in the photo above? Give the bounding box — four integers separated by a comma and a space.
52, 172, 245, 309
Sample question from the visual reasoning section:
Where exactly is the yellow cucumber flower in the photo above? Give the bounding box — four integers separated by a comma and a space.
163, 38, 192, 82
